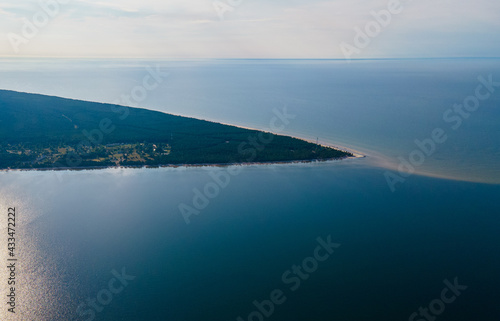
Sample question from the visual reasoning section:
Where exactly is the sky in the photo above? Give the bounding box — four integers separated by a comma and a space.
0, 0, 499, 59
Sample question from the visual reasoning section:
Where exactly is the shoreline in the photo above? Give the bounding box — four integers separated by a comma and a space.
0, 90, 365, 173
210, 121, 367, 159
0, 155, 359, 173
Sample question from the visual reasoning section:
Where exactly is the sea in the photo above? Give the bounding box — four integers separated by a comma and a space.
0, 58, 499, 321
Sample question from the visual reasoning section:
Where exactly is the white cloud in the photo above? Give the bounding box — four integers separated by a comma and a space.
0, 0, 499, 58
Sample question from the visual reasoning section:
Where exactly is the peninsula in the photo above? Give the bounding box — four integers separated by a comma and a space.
0, 90, 352, 170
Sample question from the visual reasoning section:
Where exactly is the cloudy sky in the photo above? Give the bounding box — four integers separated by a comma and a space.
1, 0, 499, 58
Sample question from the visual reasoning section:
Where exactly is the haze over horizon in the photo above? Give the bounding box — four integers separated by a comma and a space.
1, 0, 499, 59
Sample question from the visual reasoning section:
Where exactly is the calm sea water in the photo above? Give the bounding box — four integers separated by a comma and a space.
0, 59, 499, 320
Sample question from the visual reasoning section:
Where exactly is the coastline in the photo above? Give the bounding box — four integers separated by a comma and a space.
0, 90, 364, 173
0, 155, 358, 173
209, 121, 367, 159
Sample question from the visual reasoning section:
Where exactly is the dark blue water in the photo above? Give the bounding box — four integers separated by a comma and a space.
0, 59, 499, 320
1, 162, 499, 320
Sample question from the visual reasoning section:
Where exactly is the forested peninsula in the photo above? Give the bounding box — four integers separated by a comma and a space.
0, 90, 352, 170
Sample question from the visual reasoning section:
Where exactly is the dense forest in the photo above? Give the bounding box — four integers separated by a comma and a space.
0, 90, 352, 169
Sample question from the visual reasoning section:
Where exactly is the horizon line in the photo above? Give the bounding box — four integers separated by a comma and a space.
0, 56, 499, 61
